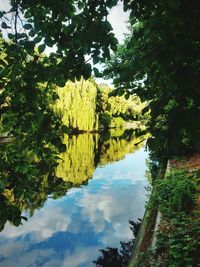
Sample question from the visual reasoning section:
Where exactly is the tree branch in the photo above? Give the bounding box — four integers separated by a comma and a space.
14, 1, 18, 43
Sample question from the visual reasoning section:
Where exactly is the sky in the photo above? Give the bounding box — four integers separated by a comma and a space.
108, 3, 129, 44
0, 0, 10, 11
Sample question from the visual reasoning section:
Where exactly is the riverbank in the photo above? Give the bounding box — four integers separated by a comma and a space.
64, 121, 146, 135
129, 153, 200, 266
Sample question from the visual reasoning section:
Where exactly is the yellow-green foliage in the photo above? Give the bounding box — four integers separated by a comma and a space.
97, 83, 147, 126
55, 78, 98, 131
108, 94, 146, 119
56, 131, 149, 185
54, 78, 147, 132
99, 132, 149, 165
55, 133, 97, 184
110, 117, 124, 129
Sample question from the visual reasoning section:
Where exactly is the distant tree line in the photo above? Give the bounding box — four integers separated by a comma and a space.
54, 78, 147, 132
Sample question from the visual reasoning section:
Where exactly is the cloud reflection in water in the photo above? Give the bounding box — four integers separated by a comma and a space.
0, 149, 148, 267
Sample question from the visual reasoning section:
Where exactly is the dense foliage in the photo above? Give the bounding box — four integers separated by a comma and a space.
148, 169, 200, 266
97, 83, 147, 129
0, 0, 119, 154
55, 79, 98, 131
54, 78, 146, 131
105, 0, 200, 157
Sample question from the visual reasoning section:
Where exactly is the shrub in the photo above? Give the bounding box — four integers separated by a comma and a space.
99, 112, 112, 129
110, 117, 124, 129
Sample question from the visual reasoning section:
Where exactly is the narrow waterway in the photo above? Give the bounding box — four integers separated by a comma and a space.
0, 130, 149, 267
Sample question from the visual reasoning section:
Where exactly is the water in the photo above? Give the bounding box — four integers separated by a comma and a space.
0, 130, 149, 267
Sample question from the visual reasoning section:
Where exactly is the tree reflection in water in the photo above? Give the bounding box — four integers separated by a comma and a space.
94, 219, 142, 267
0, 129, 148, 231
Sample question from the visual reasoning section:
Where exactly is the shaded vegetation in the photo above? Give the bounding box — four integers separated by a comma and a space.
0, 0, 119, 144
148, 169, 200, 266
105, 0, 200, 158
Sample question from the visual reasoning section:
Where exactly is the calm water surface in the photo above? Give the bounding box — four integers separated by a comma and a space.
0, 130, 149, 267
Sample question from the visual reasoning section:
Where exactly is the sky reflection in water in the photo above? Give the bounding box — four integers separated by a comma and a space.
0, 148, 148, 267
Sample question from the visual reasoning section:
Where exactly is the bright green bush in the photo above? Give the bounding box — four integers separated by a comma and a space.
110, 117, 124, 129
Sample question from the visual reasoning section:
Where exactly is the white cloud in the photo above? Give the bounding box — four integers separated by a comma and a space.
1, 205, 71, 241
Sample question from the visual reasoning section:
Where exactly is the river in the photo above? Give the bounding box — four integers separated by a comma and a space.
0, 129, 149, 267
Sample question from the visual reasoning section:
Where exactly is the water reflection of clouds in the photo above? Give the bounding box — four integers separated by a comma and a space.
1, 204, 72, 241
63, 246, 100, 267
95, 151, 148, 183
78, 179, 147, 248
0, 148, 148, 267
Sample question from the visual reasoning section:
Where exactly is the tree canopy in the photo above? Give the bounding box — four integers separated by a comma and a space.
0, 0, 118, 149
105, 0, 200, 157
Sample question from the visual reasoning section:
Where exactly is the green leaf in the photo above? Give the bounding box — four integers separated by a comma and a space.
93, 56, 101, 64
29, 30, 35, 37
13, 217, 21, 227
34, 36, 42, 44
118, 89, 124, 96
21, 216, 28, 221
1, 22, 11, 29
109, 90, 118, 97
61, 125, 69, 133
8, 33, 14, 39
124, 93, 129, 100
0, 11, 6, 18
142, 105, 150, 115
38, 44, 46, 54
78, 1, 84, 9
23, 41, 35, 51
23, 24, 32, 30
56, 78, 66, 87
45, 38, 55, 47
104, 21, 113, 32
93, 67, 102, 78
0, 180, 5, 193
58, 144, 66, 153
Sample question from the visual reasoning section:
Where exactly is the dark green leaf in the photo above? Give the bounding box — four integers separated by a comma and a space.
8, 33, 14, 39
61, 125, 69, 133
29, 30, 35, 37
23, 24, 32, 30
58, 144, 66, 153
93, 67, 102, 78
38, 44, 46, 54
125, 93, 129, 100
56, 78, 66, 87
0, 11, 6, 18
1, 22, 11, 29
